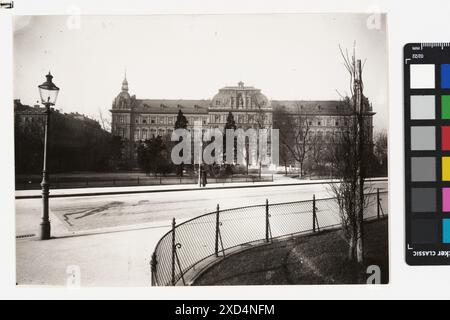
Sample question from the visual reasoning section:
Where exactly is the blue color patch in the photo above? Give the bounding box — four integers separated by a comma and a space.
441, 64, 450, 88
443, 219, 450, 243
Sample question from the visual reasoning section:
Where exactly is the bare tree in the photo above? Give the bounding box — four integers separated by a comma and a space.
309, 132, 326, 175
98, 108, 111, 132
280, 141, 291, 175
274, 105, 314, 178
329, 44, 370, 264
329, 112, 371, 263
373, 130, 388, 176
251, 93, 270, 178
272, 107, 298, 176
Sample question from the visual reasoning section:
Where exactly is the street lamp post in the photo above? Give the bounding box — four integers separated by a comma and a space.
38, 72, 59, 240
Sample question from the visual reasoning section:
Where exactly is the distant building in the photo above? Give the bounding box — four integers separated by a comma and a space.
14, 99, 46, 130
14, 99, 101, 131
14, 99, 112, 173
271, 99, 375, 144
110, 76, 375, 165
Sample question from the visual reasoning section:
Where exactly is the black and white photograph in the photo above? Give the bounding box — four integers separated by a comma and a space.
13, 13, 388, 287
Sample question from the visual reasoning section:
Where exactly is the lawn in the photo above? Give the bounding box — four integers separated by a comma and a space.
193, 218, 389, 285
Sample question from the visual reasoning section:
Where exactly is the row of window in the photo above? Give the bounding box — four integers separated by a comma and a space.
306, 118, 344, 127
116, 116, 271, 126
117, 126, 348, 140
134, 128, 174, 141
115, 127, 174, 140
133, 128, 274, 142
116, 114, 348, 127
287, 117, 346, 127
117, 114, 273, 126
210, 113, 271, 124
116, 116, 128, 124
115, 115, 170, 125
116, 115, 209, 126
215, 97, 267, 109
134, 116, 175, 125
304, 129, 346, 142
186, 117, 208, 125
17, 116, 44, 123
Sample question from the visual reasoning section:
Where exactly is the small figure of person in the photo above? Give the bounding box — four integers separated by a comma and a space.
202, 169, 207, 187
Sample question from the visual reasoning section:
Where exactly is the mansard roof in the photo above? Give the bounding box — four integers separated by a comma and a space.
122, 99, 361, 116
271, 100, 352, 115
134, 99, 210, 114
110, 78, 373, 116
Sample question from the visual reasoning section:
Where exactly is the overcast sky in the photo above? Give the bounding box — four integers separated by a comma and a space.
13, 14, 388, 131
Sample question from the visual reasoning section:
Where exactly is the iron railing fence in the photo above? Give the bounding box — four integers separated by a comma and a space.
151, 189, 388, 286
15, 174, 274, 190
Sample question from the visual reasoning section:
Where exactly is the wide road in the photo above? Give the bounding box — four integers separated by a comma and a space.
15, 180, 388, 286
16, 180, 387, 236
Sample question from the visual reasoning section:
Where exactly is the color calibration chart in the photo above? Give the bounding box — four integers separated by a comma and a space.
405, 43, 450, 265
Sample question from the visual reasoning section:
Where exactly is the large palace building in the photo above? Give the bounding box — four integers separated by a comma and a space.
110, 76, 374, 165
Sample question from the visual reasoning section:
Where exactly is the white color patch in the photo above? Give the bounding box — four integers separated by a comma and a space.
410, 64, 435, 89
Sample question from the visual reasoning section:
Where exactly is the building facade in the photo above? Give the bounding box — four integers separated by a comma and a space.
110, 76, 374, 165
14, 99, 102, 132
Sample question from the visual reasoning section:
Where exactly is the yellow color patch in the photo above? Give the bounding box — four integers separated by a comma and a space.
443, 157, 450, 181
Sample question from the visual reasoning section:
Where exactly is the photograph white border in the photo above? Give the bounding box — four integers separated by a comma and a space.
1, 0, 449, 300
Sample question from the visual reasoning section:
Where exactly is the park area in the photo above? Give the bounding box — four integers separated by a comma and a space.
194, 218, 389, 285
15, 171, 273, 190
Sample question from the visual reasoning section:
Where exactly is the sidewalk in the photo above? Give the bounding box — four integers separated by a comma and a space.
15, 176, 388, 199
16, 224, 169, 286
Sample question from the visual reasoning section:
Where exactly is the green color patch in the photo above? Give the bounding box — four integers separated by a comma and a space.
442, 95, 450, 119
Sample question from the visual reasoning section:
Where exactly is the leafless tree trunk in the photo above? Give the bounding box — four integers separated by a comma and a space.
310, 133, 325, 173
252, 94, 269, 177
373, 130, 388, 176
355, 60, 365, 263
329, 44, 369, 264
274, 105, 314, 179
98, 108, 111, 132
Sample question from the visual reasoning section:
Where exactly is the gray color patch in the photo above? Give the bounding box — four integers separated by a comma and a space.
411, 188, 436, 212
411, 126, 435, 150
410, 95, 435, 119
411, 157, 436, 181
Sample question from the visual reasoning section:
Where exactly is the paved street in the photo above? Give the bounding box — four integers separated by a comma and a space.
16, 178, 387, 235
15, 179, 387, 286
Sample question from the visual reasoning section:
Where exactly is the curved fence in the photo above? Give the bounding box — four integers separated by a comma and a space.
150, 189, 388, 286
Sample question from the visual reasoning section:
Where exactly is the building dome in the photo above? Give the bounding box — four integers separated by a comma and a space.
211, 82, 271, 110
211, 91, 230, 107
112, 74, 133, 109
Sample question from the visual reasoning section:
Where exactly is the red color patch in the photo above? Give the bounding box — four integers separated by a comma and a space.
442, 126, 450, 150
